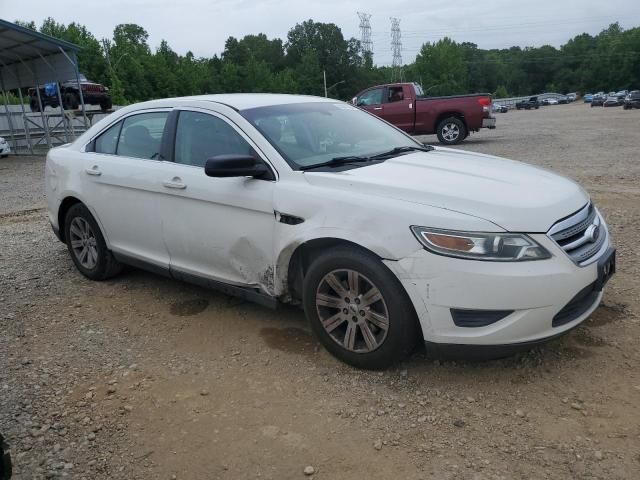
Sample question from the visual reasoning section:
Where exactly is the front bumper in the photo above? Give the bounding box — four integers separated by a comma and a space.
384, 233, 611, 347
0, 143, 10, 156
482, 117, 496, 129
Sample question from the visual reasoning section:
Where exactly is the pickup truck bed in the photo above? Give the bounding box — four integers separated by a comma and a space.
353, 83, 495, 145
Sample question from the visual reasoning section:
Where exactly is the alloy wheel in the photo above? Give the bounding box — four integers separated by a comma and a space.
315, 269, 389, 353
69, 217, 99, 269
442, 123, 460, 142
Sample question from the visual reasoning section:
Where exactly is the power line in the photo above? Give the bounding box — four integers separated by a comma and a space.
357, 12, 373, 56
370, 14, 640, 36
390, 17, 402, 67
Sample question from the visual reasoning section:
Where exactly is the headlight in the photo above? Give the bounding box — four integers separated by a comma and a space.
411, 226, 551, 261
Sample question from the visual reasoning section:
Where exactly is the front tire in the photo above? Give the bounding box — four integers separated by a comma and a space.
64, 203, 122, 281
100, 97, 112, 112
302, 247, 419, 369
436, 117, 467, 145
64, 92, 79, 110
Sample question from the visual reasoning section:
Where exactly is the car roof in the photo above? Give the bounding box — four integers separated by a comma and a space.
129, 93, 337, 111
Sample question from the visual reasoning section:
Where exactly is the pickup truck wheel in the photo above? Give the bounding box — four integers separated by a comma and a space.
436, 117, 466, 145
302, 247, 419, 369
30, 98, 41, 112
64, 92, 79, 110
64, 203, 122, 281
100, 97, 113, 112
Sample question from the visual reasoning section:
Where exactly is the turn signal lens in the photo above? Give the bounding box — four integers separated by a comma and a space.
424, 233, 474, 251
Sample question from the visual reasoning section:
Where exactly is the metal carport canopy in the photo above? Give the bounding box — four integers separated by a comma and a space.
0, 18, 81, 89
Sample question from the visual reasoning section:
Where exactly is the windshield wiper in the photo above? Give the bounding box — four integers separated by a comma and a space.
369, 145, 434, 160
299, 155, 371, 171
299, 145, 434, 171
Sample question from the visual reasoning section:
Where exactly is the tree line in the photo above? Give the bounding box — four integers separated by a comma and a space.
13, 18, 640, 104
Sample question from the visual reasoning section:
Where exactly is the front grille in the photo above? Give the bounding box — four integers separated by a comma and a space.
548, 203, 607, 265
552, 282, 599, 327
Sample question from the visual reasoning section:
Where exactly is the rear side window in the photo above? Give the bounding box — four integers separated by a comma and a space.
173, 111, 253, 167
94, 121, 122, 154
116, 112, 169, 160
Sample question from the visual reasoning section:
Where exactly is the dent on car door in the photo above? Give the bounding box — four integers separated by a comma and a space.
159, 109, 276, 291
83, 110, 171, 268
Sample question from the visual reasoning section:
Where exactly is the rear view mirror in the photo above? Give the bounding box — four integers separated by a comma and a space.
204, 155, 270, 179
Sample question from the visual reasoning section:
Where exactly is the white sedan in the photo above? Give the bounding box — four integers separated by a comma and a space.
0, 137, 10, 157
45, 94, 615, 369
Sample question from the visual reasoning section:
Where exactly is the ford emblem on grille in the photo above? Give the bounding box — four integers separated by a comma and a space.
585, 224, 600, 243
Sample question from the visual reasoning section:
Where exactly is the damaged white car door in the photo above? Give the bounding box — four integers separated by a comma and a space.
159, 108, 276, 290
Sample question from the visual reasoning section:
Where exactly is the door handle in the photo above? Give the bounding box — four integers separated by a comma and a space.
85, 166, 102, 176
162, 177, 187, 189
373, 107, 383, 111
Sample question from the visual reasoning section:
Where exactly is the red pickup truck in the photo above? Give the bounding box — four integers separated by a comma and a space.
352, 82, 496, 145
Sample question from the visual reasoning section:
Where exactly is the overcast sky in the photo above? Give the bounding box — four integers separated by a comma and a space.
2, 0, 639, 65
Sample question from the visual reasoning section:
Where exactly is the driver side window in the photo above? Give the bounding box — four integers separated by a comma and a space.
357, 88, 383, 106
387, 86, 405, 103
174, 111, 254, 168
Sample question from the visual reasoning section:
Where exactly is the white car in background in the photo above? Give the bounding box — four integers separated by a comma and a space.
0, 137, 10, 157
45, 94, 615, 369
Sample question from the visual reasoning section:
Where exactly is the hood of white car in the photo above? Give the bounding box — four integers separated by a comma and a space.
303, 148, 589, 232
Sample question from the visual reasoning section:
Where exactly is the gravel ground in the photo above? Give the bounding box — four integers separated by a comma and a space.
1, 102, 639, 480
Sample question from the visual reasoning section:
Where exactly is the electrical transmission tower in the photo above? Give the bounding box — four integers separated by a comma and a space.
390, 17, 402, 68
357, 12, 373, 55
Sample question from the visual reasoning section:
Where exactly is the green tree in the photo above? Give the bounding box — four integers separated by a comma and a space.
414, 37, 468, 95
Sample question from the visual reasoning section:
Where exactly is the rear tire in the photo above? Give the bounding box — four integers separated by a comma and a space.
64, 203, 122, 281
436, 117, 467, 145
30, 98, 41, 112
302, 246, 420, 369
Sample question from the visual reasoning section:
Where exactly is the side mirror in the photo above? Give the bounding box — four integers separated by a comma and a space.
204, 155, 270, 179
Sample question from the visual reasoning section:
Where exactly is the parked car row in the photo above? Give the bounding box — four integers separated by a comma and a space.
585, 90, 638, 108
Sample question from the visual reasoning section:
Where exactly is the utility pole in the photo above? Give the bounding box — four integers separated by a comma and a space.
357, 12, 373, 56
323, 70, 327, 97
390, 17, 402, 80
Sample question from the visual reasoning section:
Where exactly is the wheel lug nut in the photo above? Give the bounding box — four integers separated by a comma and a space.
359, 310, 365, 316
352, 316, 357, 322
343, 308, 348, 314
344, 297, 350, 303
355, 298, 360, 304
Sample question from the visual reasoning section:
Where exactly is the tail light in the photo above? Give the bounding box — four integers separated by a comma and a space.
478, 96, 491, 114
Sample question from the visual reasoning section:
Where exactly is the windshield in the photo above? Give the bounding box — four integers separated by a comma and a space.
240, 102, 423, 170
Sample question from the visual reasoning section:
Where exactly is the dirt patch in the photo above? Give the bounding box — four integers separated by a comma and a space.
260, 326, 317, 354
169, 298, 209, 316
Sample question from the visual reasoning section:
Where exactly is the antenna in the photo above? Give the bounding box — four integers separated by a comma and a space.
390, 17, 402, 68
357, 12, 373, 55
